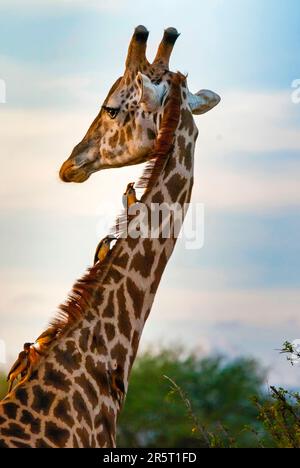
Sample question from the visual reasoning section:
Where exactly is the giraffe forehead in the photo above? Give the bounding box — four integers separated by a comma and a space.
105, 68, 175, 109
106, 81, 139, 108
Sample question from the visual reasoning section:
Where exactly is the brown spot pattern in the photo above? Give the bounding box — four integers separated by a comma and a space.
110, 267, 123, 284
114, 252, 129, 269
44, 363, 72, 392
79, 327, 90, 352
20, 410, 41, 434
53, 398, 74, 428
100, 403, 115, 448
151, 248, 168, 294
15, 387, 28, 406
117, 285, 131, 340
105, 323, 115, 341
90, 323, 107, 355
103, 291, 115, 318
54, 341, 81, 373
2, 403, 18, 420
179, 108, 195, 135
152, 190, 164, 205
76, 427, 90, 448
111, 343, 128, 369
36, 438, 52, 448
132, 239, 155, 277
86, 356, 109, 396
73, 390, 93, 429
32, 386, 55, 415
126, 277, 144, 318
75, 373, 98, 409
166, 172, 186, 202
45, 421, 70, 448
1, 423, 30, 440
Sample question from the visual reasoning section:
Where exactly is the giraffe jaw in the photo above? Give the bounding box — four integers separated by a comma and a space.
59, 147, 154, 183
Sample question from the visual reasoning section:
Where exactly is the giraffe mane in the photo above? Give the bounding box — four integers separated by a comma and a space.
49, 264, 107, 334
136, 72, 185, 191
36, 71, 186, 350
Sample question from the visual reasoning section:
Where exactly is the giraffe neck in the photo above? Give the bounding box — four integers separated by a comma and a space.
0, 81, 198, 448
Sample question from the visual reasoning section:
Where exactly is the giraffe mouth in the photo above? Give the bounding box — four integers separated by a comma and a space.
59, 158, 92, 183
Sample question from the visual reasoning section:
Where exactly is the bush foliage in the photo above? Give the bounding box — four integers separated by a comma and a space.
117, 349, 268, 448
1, 347, 300, 448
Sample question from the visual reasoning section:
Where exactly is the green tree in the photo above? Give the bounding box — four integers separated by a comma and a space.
117, 349, 267, 448
254, 386, 300, 448
0, 373, 8, 400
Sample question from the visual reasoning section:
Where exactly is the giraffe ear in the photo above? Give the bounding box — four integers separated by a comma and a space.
136, 72, 166, 112
188, 89, 221, 115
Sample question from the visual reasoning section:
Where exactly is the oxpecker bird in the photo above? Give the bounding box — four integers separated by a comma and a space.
108, 363, 125, 407
94, 235, 116, 265
35, 327, 57, 352
7, 342, 32, 393
6, 328, 58, 394
122, 182, 137, 209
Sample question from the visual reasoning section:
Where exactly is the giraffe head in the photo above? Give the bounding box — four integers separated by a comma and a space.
59, 25, 220, 183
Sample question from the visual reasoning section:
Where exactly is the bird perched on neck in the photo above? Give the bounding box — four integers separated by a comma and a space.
94, 235, 116, 265
122, 182, 137, 209
7, 342, 33, 393
6, 328, 58, 395
108, 363, 125, 409
34, 327, 58, 354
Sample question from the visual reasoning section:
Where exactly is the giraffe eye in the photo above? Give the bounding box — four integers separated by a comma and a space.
102, 106, 120, 119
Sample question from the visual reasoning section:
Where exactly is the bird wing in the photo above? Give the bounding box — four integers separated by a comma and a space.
36, 328, 56, 345
128, 191, 137, 207
7, 352, 27, 380
114, 376, 125, 395
94, 241, 102, 265
29, 346, 41, 365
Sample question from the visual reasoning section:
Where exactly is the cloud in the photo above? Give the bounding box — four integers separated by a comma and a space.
193, 163, 300, 210
62, 0, 126, 9
197, 89, 300, 155
0, 267, 69, 366
191, 89, 300, 209
0, 55, 108, 109
152, 287, 300, 327
0, 0, 127, 12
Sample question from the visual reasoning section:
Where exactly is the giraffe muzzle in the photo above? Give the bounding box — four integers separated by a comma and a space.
59, 158, 91, 183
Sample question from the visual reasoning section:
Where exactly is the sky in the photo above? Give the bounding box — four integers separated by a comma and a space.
0, 0, 300, 388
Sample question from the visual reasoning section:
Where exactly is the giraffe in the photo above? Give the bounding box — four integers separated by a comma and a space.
59, 25, 220, 182
0, 26, 220, 448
